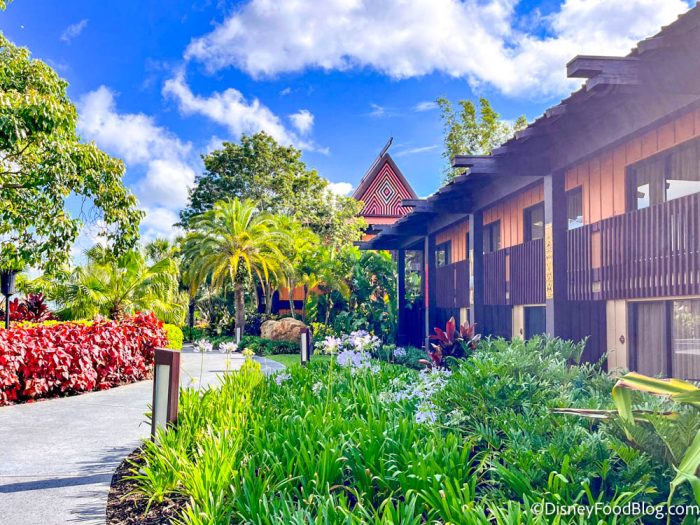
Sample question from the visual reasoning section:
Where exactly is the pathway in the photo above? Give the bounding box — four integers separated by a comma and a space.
0, 348, 285, 525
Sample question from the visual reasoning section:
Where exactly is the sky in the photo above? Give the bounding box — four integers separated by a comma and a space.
0, 0, 693, 246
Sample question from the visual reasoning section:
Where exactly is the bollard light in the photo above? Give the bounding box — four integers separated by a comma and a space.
1, 269, 18, 330
151, 348, 181, 439
300, 327, 310, 366
236, 327, 241, 344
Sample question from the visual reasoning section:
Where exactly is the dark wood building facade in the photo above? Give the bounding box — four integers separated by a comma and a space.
363, 7, 700, 379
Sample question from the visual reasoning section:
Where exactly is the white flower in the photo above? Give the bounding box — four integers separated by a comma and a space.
194, 340, 213, 353
312, 382, 323, 395
219, 341, 238, 354
275, 372, 291, 386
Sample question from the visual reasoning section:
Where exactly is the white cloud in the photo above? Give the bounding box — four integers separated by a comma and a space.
289, 109, 314, 135
327, 182, 353, 196
184, 0, 690, 98
395, 145, 439, 157
60, 19, 88, 43
414, 101, 438, 112
77, 86, 196, 240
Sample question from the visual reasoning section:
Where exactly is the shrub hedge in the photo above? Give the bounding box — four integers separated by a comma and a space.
163, 324, 183, 350
0, 312, 167, 405
239, 335, 300, 355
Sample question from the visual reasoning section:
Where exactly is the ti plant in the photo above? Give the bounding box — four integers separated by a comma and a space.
427, 316, 480, 367
553, 371, 700, 513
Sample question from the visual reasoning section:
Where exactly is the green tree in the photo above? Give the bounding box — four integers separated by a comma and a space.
436, 97, 527, 182
48, 245, 183, 323
181, 198, 289, 334
179, 132, 364, 247
0, 33, 142, 273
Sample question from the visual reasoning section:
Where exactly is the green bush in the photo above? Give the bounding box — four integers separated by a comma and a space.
131, 337, 688, 523
163, 323, 183, 350
239, 335, 300, 356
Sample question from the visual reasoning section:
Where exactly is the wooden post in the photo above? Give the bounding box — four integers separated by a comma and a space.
396, 248, 407, 346
151, 348, 181, 439
468, 211, 484, 329
544, 174, 569, 337
424, 234, 437, 349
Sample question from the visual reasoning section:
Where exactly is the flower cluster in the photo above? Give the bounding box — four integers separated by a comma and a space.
274, 372, 291, 385
393, 347, 407, 359
218, 341, 238, 354
316, 330, 381, 355
193, 340, 213, 353
381, 368, 452, 425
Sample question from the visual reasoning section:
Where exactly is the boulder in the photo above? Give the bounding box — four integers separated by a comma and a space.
260, 317, 308, 342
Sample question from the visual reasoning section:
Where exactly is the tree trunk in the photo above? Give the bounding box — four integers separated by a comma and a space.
302, 285, 309, 321
234, 281, 245, 336
288, 280, 296, 319
188, 298, 196, 342
265, 285, 273, 315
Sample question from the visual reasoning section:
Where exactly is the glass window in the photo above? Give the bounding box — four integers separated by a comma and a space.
672, 300, 700, 381
524, 306, 546, 339
566, 187, 584, 230
524, 203, 545, 241
435, 242, 450, 267
483, 221, 501, 254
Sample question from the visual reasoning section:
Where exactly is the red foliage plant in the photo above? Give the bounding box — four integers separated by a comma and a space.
0, 293, 57, 323
427, 316, 481, 367
0, 312, 167, 406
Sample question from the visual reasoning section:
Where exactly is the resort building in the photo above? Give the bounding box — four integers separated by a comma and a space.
362, 7, 700, 379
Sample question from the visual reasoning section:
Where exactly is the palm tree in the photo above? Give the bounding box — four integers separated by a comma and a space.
278, 217, 319, 318
181, 198, 288, 334
54, 245, 184, 323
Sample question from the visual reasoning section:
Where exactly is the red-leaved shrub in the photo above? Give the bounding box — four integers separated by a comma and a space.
0, 293, 57, 323
0, 312, 167, 405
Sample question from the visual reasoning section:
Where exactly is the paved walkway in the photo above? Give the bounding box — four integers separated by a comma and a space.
0, 348, 285, 525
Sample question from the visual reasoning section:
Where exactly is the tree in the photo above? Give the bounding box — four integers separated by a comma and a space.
48, 245, 184, 323
179, 132, 364, 248
0, 33, 142, 273
436, 97, 527, 182
181, 199, 289, 334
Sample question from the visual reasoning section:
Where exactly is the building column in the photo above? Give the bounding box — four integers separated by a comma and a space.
424, 234, 436, 349
544, 174, 569, 337
468, 211, 484, 329
396, 248, 407, 346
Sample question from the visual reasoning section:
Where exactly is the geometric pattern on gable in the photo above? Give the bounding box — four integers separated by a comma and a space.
358, 162, 414, 217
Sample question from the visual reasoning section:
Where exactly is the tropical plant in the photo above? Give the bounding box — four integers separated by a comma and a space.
48, 245, 184, 323
428, 316, 480, 367
181, 198, 289, 335
0, 292, 56, 323
554, 371, 700, 508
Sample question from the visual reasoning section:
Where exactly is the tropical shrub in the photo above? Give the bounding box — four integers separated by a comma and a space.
163, 324, 183, 350
0, 312, 166, 405
0, 293, 57, 323
428, 316, 480, 367
374, 344, 428, 370
130, 339, 687, 523
239, 335, 299, 356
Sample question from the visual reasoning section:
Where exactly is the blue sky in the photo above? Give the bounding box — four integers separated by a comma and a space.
0, 0, 692, 244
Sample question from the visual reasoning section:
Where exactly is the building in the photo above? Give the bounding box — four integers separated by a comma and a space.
362, 6, 700, 379
271, 139, 417, 314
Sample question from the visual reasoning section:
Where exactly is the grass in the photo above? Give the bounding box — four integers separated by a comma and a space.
265, 353, 331, 367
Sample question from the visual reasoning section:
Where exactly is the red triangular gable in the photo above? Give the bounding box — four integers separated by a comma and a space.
353, 154, 417, 218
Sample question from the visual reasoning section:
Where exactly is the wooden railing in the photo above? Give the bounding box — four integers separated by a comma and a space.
568, 192, 700, 300
435, 261, 469, 308
484, 250, 507, 305
510, 239, 546, 305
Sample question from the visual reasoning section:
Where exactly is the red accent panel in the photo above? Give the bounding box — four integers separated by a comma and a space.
357, 162, 414, 217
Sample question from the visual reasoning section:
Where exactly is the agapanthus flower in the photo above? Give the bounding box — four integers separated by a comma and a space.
393, 347, 407, 359
219, 341, 238, 354
275, 372, 291, 385
193, 340, 213, 353
415, 409, 437, 424
312, 382, 323, 395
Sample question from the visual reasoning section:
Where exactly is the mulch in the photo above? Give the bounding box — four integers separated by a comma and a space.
106, 447, 186, 524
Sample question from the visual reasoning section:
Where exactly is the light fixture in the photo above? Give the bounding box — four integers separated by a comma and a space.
151, 348, 181, 439
1, 270, 18, 330
300, 327, 311, 366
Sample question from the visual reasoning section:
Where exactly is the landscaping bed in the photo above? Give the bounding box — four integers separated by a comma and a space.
109, 337, 699, 523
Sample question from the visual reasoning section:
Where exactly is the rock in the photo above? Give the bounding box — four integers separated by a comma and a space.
260, 317, 308, 342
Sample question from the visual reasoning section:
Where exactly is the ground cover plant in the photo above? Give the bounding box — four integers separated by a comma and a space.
128, 336, 697, 524
0, 312, 167, 405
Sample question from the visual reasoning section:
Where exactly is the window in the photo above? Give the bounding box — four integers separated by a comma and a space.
566, 187, 584, 230
524, 306, 546, 339
628, 139, 700, 211
435, 242, 451, 267
524, 202, 545, 241
632, 299, 700, 380
483, 221, 501, 254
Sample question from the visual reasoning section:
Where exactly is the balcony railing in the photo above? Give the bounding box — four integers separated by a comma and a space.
569, 192, 700, 300
435, 261, 470, 309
